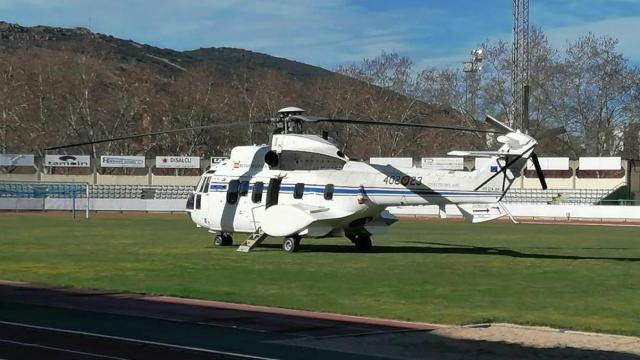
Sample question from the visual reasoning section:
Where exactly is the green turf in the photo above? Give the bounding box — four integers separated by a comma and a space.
0, 213, 638, 335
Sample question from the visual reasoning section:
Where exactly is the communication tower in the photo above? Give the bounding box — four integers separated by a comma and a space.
512, 0, 530, 130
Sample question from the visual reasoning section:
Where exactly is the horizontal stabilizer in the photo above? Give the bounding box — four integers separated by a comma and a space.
456, 203, 506, 223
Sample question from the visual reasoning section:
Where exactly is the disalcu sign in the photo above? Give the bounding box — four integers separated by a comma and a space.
45, 155, 90, 167
155, 156, 200, 168
100, 155, 146, 168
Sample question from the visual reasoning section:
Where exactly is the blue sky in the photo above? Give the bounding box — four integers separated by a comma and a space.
1, 0, 639, 70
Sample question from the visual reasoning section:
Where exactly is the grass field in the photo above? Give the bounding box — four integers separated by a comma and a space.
0, 213, 638, 336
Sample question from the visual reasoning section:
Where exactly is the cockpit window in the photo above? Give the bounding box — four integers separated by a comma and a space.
202, 177, 212, 193
196, 177, 206, 192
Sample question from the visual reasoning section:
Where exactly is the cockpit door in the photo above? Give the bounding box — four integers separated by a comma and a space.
265, 178, 281, 209
189, 175, 210, 227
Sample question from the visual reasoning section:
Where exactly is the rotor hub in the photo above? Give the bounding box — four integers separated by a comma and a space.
277, 107, 305, 119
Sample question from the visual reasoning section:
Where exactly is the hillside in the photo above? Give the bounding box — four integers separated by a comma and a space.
0, 21, 333, 81
0, 21, 477, 159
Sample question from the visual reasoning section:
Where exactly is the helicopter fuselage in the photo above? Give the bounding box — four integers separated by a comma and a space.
185, 132, 527, 241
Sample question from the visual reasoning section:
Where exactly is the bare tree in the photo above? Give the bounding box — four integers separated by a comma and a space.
557, 34, 636, 156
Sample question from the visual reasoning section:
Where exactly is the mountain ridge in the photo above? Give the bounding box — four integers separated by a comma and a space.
0, 21, 334, 81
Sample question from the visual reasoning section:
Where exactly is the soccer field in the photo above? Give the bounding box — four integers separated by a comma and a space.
0, 213, 638, 335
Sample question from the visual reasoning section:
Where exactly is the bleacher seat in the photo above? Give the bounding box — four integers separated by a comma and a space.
502, 188, 616, 205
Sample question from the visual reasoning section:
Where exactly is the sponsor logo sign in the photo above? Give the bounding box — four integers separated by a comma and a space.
100, 155, 146, 168
421, 157, 464, 170
0, 154, 35, 167
210, 156, 228, 165
156, 156, 200, 168
210, 156, 228, 170
45, 154, 90, 167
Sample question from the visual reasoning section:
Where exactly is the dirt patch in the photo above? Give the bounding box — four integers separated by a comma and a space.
280, 323, 640, 359
434, 323, 640, 355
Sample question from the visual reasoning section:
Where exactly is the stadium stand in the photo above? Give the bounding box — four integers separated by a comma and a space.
0, 182, 86, 198
89, 185, 194, 199
1, 183, 194, 200
1, 182, 618, 204
501, 188, 617, 205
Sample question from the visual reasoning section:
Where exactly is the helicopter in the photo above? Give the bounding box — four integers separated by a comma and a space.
47, 106, 557, 253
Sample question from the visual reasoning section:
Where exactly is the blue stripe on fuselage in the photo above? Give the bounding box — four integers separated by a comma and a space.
207, 182, 499, 197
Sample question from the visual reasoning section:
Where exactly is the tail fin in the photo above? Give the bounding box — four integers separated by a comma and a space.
448, 129, 538, 197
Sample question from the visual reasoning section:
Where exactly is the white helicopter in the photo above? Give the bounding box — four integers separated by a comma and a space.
47, 107, 558, 253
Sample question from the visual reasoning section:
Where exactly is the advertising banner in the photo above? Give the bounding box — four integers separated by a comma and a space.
45, 155, 90, 167
100, 155, 146, 168
421, 157, 464, 170
526, 157, 569, 170
579, 157, 621, 170
156, 156, 200, 168
0, 154, 35, 167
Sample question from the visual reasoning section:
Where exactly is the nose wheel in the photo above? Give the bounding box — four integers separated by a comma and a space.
282, 236, 301, 253
214, 233, 233, 246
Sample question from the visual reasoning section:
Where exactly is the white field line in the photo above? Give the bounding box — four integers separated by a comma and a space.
0, 320, 279, 360
520, 221, 640, 227
0, 338, 129, 360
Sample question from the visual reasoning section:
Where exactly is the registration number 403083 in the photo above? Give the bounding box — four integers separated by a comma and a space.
383, 175, 422, 186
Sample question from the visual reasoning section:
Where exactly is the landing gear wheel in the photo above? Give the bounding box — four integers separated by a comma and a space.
222, 234, 233, 246
214, 234, 233, 246
282, 236, 301, 253
352, 234, 372, 251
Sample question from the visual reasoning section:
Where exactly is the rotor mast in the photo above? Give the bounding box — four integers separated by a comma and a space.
277, 106, 305, 134
512, 0, 530, 131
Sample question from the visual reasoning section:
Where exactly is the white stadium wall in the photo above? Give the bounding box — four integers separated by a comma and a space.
574, 157, 626, 189
0, 198, 44, 211
151, 175, 200, 186
3, 197, 640, 221
41, 174, 94, 183
0, 173, 39, 182
0, 198, 185, 212
389, 204, 640, 221
96, 174, 149, 185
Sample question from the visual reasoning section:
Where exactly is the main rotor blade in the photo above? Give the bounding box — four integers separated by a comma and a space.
485, 115, 515, 133
529, 152, 548, 190
45, 122, 253, 150
535, 126, 567, 139
290, 115, 503, 134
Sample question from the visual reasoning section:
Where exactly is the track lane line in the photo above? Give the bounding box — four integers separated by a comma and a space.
0, 338, 129, 359
0, 321, 279, 360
